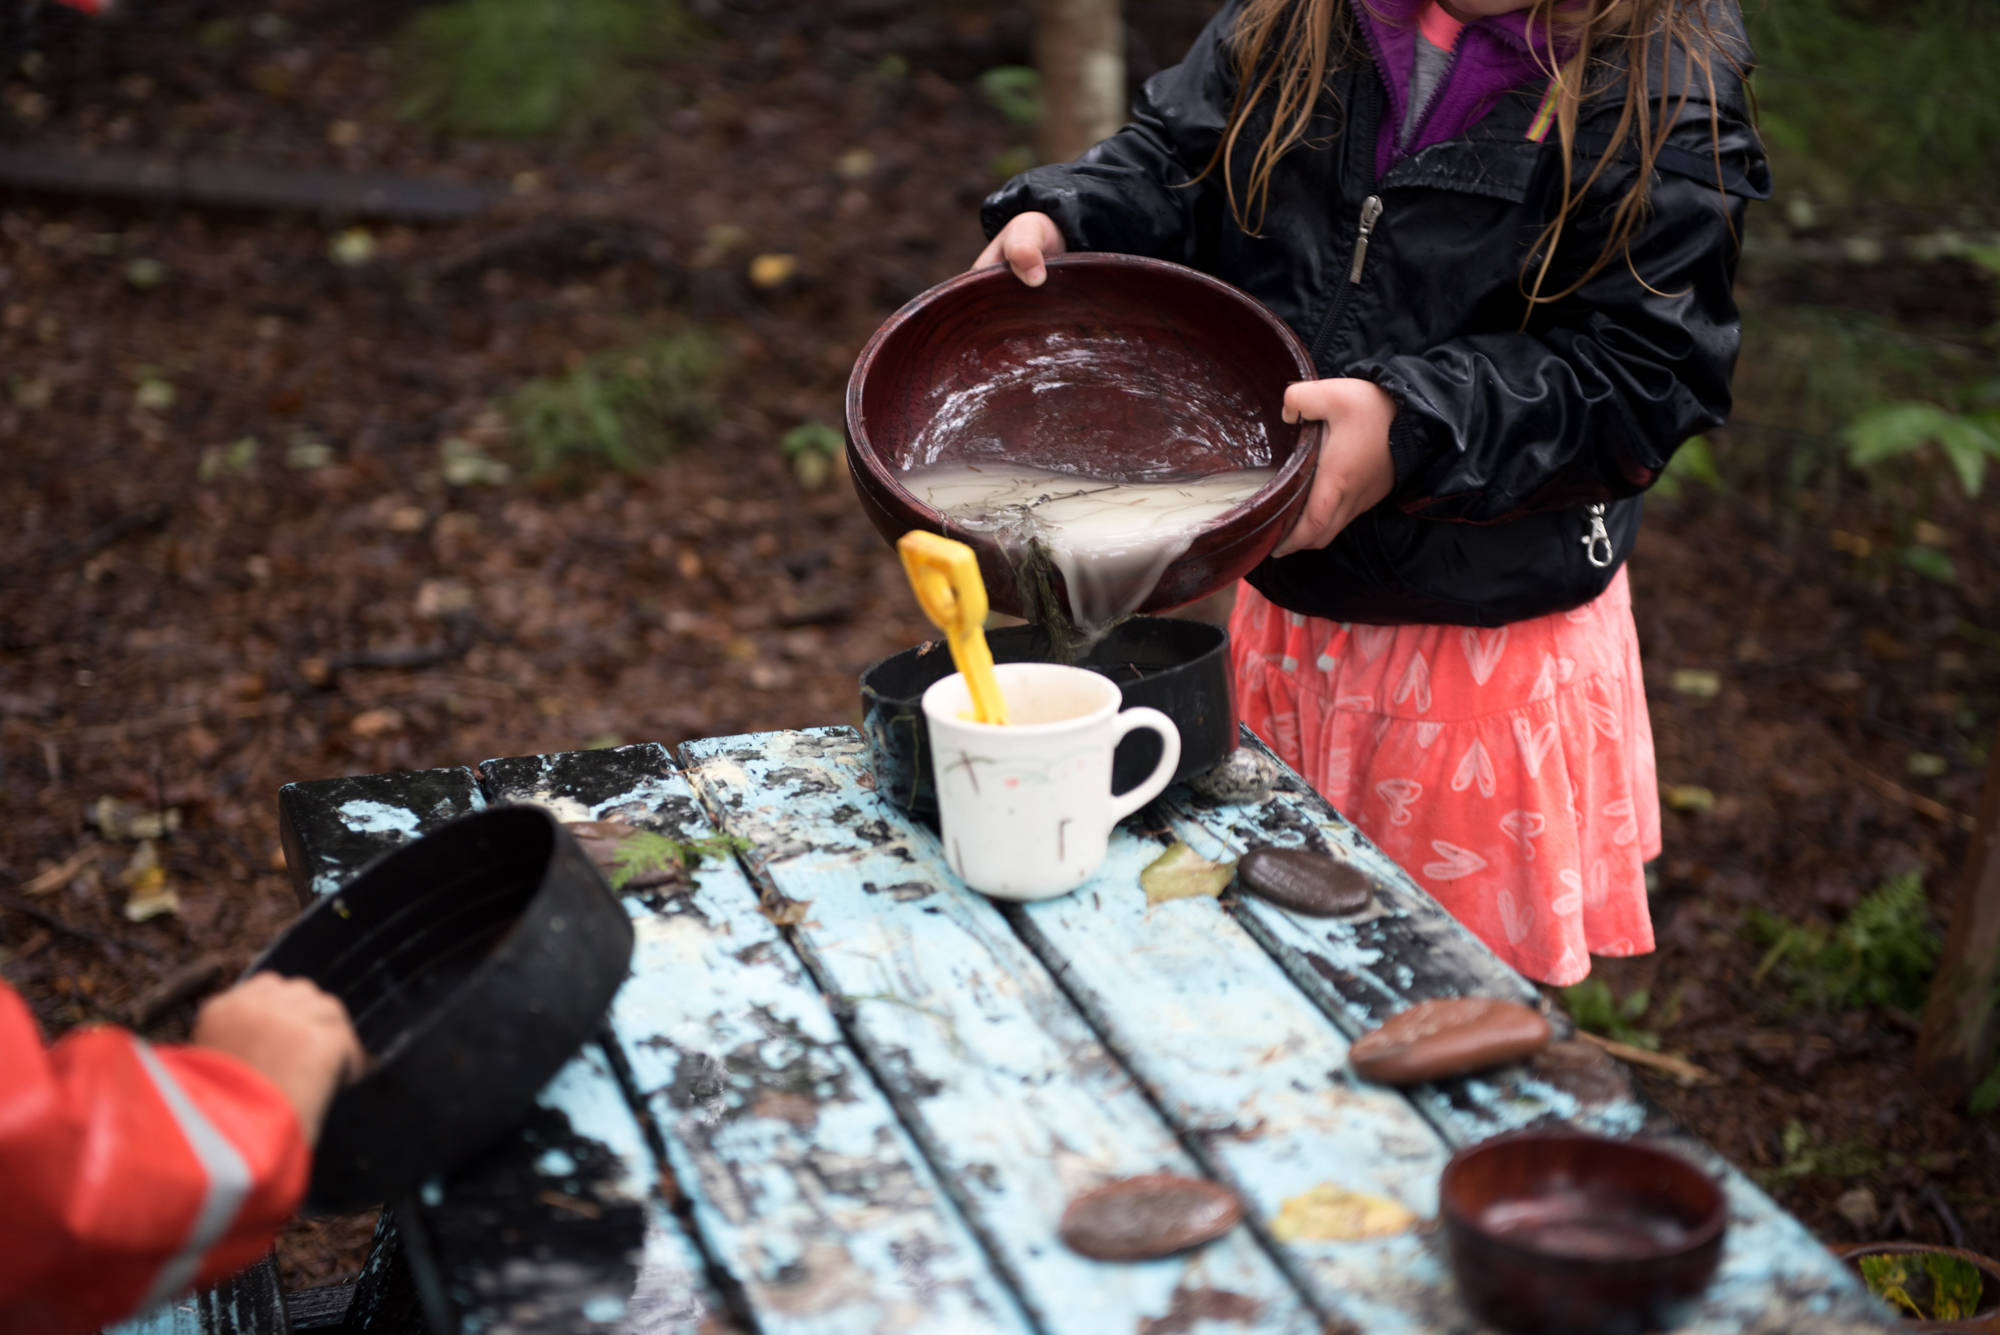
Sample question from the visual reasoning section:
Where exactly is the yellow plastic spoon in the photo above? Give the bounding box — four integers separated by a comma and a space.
897, 530, 1009, 725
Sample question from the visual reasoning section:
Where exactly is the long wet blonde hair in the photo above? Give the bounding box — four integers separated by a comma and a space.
1204, 0, 1741, 305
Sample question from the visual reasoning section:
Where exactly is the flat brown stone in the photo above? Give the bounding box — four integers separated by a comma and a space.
1349, 997, 1553, 1086
1059, 1173, 1243, 1261
1233, 845, 1373, 917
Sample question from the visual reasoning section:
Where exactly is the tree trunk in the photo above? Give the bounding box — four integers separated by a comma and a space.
1034, 0, 1125, 165
1916, 724, 2000, 1105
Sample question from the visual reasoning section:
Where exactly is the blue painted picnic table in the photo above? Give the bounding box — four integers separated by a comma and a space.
246, 726, 1897, 1334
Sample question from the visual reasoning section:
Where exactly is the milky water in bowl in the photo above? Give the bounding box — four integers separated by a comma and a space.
901, 460, 1276, 639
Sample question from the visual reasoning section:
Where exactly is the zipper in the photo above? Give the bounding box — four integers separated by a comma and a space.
1308, 194, 1384, 369
1346, 194, 1385, 283
1582, 503, 1614, 568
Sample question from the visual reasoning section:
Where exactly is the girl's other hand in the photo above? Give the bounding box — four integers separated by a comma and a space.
192, 973, 366, 1148
973, 211, 1067, 286
1273, 378, 1398, 558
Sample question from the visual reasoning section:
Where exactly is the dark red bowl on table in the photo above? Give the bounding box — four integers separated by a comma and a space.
1439, 1131, 1728, 1335
844, 251, 1321, 619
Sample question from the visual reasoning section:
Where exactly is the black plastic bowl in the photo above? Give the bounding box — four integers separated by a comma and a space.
247, 805, 634, 1214
860, 616, 1235, 816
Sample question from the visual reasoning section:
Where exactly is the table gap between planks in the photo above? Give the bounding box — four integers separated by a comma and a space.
254, 726, 1893, 1335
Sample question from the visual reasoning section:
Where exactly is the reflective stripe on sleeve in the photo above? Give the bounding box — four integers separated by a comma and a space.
130, 1041, 254, 1311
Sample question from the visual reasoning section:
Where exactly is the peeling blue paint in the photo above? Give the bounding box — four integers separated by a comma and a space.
335, 798, 424, 837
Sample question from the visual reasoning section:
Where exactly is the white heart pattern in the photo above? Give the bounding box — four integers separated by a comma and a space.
1512, 717, 1560, 778
1586, 859, 1611, 909
1268, 711, 1300, 760
1587, 694, 1623, 740
1452, 738, 1496, 798
1529, 653, 1578, 701
1393, 650, 1433, 713
1337, 694, 1377, 712
1423, 840, 1489, 881
1496, 889, 1535, 944
1416, 721, 1444, 749
1552, 946, 1585, 983
1375, 778, 1423, 826
1603, 798, 1639, 846
1500, 810, 1547, 858
1461, 625, 1509, 685
1354, 623, 1396, 663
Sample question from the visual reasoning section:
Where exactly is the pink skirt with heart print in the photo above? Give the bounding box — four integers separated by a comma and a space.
1228, 568, 1661, 986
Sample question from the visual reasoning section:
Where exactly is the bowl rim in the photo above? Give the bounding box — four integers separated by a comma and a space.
1439, 1129, 1729, 1268
843, 250, 1322, 553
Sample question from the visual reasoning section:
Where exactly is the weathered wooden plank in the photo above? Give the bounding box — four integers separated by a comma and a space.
1004, 828, 1462, 1335
403, 1040, 724, 1335
1170, 734, 1893, 1331
276, 766, 484, 905
285, 757, 727, 1335
481, 743, 1032, 1335
680, 728, 1322, 1335
1160, 732, 1616, 1150
1169, 729, 1540, 1030
103, 1257, 289, 1335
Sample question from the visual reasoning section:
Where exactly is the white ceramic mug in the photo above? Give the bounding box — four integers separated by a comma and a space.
921, 662, 1181, 901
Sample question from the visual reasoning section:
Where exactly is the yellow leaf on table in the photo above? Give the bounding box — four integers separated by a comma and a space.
1139, 841, 1235, 905
1270, 1183, 1418, 1242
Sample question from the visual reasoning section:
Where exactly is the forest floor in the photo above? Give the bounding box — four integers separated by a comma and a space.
3, 0, 1997, 1298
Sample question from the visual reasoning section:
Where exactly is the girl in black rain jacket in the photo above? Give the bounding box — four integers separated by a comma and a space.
975, 0, 1768, 985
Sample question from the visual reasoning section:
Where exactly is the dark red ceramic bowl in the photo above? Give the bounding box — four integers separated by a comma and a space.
1439, 1131, 1728, 1335
845, 252, 1320, 619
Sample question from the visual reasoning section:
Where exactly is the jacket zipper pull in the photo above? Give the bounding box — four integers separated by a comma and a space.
1583, 503, 1615, 568
1347, 195, 1384, 284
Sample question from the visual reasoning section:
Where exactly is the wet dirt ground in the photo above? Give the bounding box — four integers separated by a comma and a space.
3, 0, 1997, 1297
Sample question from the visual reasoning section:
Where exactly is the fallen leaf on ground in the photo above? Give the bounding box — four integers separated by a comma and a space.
350, 708, 404, 738
1140, 842, 1236, 905
120, 844, 180, 922
1664, 784, 1717, 812
1269, 1183, 1418, 1242
24, 843, 102, 896
748, 253, 798, 288
1671, 668, 1722, 699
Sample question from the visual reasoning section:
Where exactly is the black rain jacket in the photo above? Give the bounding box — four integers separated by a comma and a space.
981, 1, 1770, 626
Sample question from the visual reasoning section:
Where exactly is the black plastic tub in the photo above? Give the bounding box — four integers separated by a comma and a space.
860, 616, 1235, 817
246, 804, 634, 1214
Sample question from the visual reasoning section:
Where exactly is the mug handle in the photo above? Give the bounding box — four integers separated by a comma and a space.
1107, 707, 1181, 824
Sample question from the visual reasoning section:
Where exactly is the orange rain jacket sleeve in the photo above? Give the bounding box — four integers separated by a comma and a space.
0, 981, 310, 1335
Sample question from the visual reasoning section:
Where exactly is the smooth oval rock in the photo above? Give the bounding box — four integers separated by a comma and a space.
1233, 844, 1373, 917
1349, 997, 1552, 1086
1059, 1173, 1243, 1261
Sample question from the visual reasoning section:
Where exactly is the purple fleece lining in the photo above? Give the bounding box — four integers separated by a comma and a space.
1354, 1, 1559, 177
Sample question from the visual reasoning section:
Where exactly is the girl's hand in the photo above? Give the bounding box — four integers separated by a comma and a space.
1272, 378, 1398, 557
973, 211, 1067, 287
193, 973, 366, 1148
